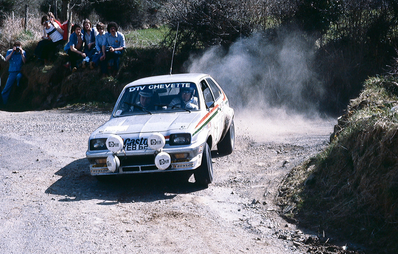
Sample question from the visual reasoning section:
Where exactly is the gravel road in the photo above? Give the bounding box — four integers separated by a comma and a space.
0, 108, 338, 253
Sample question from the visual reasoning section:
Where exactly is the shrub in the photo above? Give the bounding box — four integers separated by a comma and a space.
278, 75, 398, 253
160, 0, 252, 53
0, 0, 14, 26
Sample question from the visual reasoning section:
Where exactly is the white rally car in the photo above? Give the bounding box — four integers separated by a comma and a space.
86, 73, 234, 186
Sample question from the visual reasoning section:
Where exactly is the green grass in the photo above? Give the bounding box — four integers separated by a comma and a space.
278, 75, 398, 253
125, 26, 169, 48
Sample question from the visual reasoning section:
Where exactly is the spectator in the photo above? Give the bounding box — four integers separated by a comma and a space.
47, 12, 69, 41
34, 15, 65, 64
91, 22, 108, 75
2, 41, 26, 106
105, 22, 126, 76
0, 54, 4, 88
82, 19, 98, 69
64, 24, 86, 72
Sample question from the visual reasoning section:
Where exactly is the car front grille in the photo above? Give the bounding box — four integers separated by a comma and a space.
119, 155, 158, 172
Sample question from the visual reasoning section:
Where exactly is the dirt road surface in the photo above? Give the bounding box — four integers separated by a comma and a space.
0, 109, 337, 253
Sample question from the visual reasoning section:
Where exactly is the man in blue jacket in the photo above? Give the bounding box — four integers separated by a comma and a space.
64, 24, 86, 71
105, 22, 125, 76
2, 41, 26, 106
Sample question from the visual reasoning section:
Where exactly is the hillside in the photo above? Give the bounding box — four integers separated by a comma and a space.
0, 42, 174, 111
278, 75, 398, 253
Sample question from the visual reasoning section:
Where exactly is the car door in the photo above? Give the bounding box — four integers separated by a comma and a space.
200, 79, 224, 146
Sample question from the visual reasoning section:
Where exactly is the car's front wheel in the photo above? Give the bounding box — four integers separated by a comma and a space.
95, 175, 109, 182
194, 143, 213, 186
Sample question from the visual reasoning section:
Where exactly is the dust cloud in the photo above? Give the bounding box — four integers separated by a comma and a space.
186, 31, 335, 142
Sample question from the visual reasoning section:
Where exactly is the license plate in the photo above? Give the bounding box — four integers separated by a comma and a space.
124, 138, 148, 151
91, 168, 108, 175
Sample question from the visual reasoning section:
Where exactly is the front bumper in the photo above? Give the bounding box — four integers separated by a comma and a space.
86, 143, 205, 176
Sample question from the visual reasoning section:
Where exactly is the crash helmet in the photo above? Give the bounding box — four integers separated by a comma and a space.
180, 87, 195, 98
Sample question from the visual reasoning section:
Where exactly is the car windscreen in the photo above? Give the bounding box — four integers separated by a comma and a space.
113, 82, 200, 117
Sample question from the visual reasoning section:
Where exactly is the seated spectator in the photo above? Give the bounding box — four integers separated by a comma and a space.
47, 12, 69, 41
91, 22, 108, 74
34, 15, 65, 64
105, 22, 125, 76
2, 41, 26, 106
82, 19, 98, 69
64, 24, 86, 72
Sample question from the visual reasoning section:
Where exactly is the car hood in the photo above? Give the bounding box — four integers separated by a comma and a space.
93, 113, 203, 136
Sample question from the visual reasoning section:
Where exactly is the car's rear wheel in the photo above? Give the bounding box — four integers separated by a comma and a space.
217, 119, 235, 155
194, 143, 213, 186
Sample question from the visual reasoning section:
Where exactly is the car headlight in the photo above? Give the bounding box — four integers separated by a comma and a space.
169, 133, 191, 145
90, 138, 107, 150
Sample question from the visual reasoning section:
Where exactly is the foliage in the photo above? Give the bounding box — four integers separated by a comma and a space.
0, 15, 42, 55
160, 0, 252, 54
39, 0, 63, 19
311, 0, 398, 115
278, 75, 398, 253
315, 37, 396, 115
0, 0, 14, 26
38, 0, 166, 28
125, 26, 169, 48
88, 0, 140, 27
274, 0, 341, 35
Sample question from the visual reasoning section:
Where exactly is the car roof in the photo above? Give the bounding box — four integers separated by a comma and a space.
125, 73, 211, 88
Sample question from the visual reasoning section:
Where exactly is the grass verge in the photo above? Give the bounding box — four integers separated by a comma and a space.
277, 75, 398, 253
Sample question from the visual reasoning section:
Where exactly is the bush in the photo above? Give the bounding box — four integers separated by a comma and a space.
0, 0, 14, 26
278, 75, 398, 253
160, 0, 252, 53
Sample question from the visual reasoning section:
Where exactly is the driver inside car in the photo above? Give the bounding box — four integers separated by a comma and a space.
169, 87, 199, 110
125, 90, 155, 112
139, 91, 154, 108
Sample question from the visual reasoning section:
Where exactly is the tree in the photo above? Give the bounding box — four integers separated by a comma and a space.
61, 0, 68, 21
0, 0, 14, 26
161, 0, 252, 53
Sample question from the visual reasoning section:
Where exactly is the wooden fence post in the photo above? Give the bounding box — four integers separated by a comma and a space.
54, 0, 58, 19
61, 0, 69, 22
24, 5, 28, 31
67, 8, 72, 39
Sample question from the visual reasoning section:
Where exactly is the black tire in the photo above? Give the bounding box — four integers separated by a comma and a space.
217, 119, 235, 155
169, 171, 193, 184
95, 175, 109, 182
194, 143, 213, 186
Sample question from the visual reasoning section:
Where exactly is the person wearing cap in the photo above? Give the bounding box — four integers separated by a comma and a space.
169, 87, 199, 110
2, 41, 26, 106
133, 90, 155, 111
